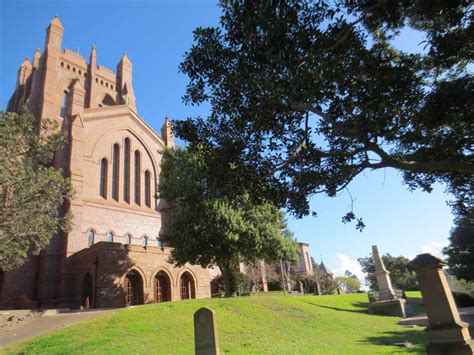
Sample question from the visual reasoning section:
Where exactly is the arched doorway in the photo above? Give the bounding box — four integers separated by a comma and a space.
81, 273, 93, 309
124, 270, 144, 306
154, 271, 171, 303
180, 272, 196, 300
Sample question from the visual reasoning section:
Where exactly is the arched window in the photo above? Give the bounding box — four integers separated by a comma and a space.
106, 232, 114, 242
134, 151, 141, 205
144, 170, 151, 208
124, 234, 132, 245
123, 138, 130, 203
100, 158, 108, 198
87, 230, 95, 247
60, 91, 69, 118
142, 236, 148, 247
112, 144, 120, 201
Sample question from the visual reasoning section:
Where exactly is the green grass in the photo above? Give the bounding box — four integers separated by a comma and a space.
2, 294, 427, 354
404, 291, 425, 315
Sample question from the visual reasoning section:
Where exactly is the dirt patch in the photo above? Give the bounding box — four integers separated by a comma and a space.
0, 310, 42, 330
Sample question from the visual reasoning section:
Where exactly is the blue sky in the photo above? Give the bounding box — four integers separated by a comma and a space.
0, 1, 454, 283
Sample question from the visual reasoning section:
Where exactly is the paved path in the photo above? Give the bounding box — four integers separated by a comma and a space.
399, 306, 474, 327
0, 308, 119, 348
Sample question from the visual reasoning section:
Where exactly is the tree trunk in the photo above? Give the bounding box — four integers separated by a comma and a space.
219, 263, 236, 297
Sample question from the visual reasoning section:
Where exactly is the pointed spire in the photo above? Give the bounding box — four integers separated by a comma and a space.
33, 49, 41, 68
119, 51, 132, 65
21, 57, 32, 69
89, 45, 96, 65
48, 15, 64, 30
161, 116, 175, 147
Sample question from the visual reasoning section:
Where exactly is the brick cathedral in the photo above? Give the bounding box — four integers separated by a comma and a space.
2, 17, 317, 309
2, 17, 212, 309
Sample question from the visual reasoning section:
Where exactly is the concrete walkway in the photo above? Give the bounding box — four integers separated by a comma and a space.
399, 306, 474, 327
0, 308, 119, 348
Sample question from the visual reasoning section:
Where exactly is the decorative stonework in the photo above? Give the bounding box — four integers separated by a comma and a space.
411, 253, 474, 355
368, 245, 406, 318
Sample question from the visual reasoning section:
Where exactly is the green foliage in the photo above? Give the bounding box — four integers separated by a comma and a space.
210, 272, 252, 296
160, 147, 297, 296
4, 294, 427, 354
0, 111, 73, 271
336, 272, 361, 293
358, 254, 418, 291
443, 210, 474, 281
176, 1, 473, 225
293, 275, 316, 293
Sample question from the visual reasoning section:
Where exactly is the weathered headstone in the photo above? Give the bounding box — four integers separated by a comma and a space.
194, 307, 220, 355
297, 280, 305, 294
368, 245, 406, 317
411, 253, 474, 354
314, 279, 321, 296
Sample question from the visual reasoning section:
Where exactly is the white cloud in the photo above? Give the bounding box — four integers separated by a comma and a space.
420, 240, 448, 258
332, 253, 365, 284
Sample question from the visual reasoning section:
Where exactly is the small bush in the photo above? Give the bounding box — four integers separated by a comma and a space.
453, 292, 474, 308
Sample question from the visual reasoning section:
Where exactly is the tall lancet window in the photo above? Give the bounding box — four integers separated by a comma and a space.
99, 158, 108, 198
144, 170, 151, 208
134, 150, 141, 205
112, 144, 120, 201
60, 91, 69, 118
123, 138, 130, 203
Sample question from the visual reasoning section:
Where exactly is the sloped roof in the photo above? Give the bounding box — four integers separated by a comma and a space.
319, 262, 333, 275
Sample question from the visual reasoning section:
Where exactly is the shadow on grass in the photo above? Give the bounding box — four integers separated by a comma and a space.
362, 328, 427, 353
304, 302, 369, 314
406, 297, 425, 316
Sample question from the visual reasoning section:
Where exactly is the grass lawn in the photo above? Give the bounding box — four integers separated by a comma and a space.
2, 294, 427, 354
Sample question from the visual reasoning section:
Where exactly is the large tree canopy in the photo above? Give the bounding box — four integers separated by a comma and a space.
159, 147, 297, 296
176, 0, 473, 223
0, 111, 72, 271
358, 254, 419, 291
444, 209, 474, 281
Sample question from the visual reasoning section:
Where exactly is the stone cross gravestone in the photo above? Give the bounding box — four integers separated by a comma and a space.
194, 307, 220, 355
411, 253, 474, 354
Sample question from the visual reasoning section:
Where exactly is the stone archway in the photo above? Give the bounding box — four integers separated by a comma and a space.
180, 272, 196, 300
81, 272, 93, 309
124, 270, 144, 306
154, 271, 171, 303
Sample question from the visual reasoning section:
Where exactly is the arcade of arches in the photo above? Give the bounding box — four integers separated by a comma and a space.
74, 242, 205, 308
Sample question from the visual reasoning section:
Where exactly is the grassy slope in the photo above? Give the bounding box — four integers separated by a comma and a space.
3, 294, 426, 354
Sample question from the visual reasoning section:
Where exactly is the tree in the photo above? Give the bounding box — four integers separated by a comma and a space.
335, 275, 361, 294
0, 111, 72, 271
177, 1, 473, 226
159, 147, 297, 297
444, 209, 474, 281
358, 254, 418, 291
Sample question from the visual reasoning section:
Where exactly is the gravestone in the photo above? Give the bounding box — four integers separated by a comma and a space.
314, 280, 321, 296
194, 307, 220, 355
298, 280, 305, 294
372, 245, 396, 299
368, 245, 406, 317
411, 253, 474, 354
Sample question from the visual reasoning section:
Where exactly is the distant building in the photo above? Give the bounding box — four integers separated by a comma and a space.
2, 17, 211, 309
295, 243, 314, 276
239, 242, 315, 292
